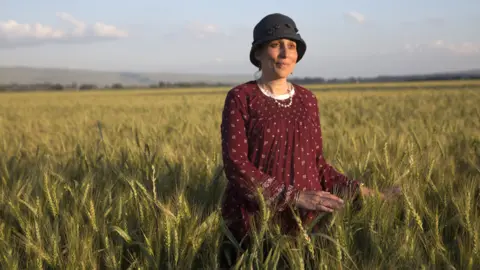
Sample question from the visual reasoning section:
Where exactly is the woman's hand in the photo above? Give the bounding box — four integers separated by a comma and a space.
381, 186, 402, 200
295, 191, 345, 212
360, 185, 402, 200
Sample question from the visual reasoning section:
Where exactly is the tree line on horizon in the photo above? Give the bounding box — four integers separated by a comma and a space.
1, 71, 479, 92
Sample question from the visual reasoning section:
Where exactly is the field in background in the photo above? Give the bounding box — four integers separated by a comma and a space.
0, 81, 479, 269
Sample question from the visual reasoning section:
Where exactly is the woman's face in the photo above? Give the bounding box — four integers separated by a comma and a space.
256, 39, 298, 80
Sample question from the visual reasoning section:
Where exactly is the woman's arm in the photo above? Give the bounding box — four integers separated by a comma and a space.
310, 94, 361, 199
221, 89, 297, 210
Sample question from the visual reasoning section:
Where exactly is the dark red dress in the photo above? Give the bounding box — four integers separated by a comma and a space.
220, 80, 360, 245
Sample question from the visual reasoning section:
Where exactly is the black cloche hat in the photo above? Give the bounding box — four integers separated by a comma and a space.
250, 13, 307, 68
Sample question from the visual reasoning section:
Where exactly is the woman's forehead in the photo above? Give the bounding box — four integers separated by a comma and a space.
268, 38, 297, 43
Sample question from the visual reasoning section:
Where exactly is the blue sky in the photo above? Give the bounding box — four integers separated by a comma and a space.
1, 0, 479, 78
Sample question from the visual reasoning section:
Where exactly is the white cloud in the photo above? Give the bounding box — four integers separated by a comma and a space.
431, 40, 480, 54
56, 12, 87, 37
344, 11, 365, 24
93, 22, 128, 38
0, 20, 65, 39
184, 22, 227, 39
0, 12, 128, 48
405, 40, 480, 55
163, 21, 229, 40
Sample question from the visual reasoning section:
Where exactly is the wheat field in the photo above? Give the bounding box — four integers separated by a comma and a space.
0, 83, 479, 269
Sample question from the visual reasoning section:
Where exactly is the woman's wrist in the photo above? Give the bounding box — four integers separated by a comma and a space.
293, 190, 301, 207
357, 182, 366, 198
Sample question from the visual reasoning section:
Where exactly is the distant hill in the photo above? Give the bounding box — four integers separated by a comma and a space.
0, 66, 479, 87
0, 66, 252, 86
377, 69, 480, 77
459, 69, 480, 75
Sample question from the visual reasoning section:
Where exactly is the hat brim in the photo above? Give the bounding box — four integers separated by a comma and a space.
249, 35, 306, 68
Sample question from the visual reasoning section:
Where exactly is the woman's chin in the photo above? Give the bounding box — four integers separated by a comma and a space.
274, 71, 292, 79
261, 67, 294, 80
266, 69, 291, 79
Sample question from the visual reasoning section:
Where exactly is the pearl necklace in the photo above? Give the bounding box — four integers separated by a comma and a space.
257, 81, 295, 108
274, 93, 293, 108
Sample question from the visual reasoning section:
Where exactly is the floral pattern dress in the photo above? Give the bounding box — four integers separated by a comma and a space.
220, 80, 359, 244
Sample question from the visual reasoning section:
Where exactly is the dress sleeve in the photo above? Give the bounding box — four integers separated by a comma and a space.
221, 89, 297, 210
311, 94, 360, 198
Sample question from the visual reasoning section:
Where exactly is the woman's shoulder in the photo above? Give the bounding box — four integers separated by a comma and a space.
223, 81, 318, 102
292, 83, 318, 101
223, 80, 259, 103
226, 80, 257, 95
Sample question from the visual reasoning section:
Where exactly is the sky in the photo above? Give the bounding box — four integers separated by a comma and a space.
0, 0, 479, 78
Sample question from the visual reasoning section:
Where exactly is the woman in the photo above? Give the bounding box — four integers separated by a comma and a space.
220, 13, 395, 253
